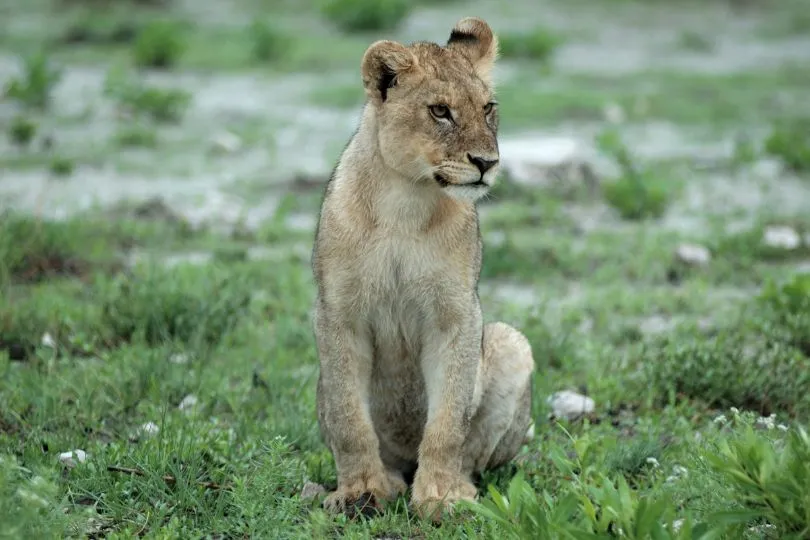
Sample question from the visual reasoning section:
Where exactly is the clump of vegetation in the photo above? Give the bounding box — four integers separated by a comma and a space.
3, 52, 62, 109
115, 124, 158, 147
498, 29, 561, 63
49, 156, 75, 176
250, 21, 286, 62
320, 0, 410, 32
104, 67, 191, 123
133, 20, 186, 68
642, 273, 810, 415
678, 30, 714, 52
102, 264, 254, 346
764, 118, 810, 173
8, 116, 37, 147
598, 129, 672, 221
60, 14, 139, 46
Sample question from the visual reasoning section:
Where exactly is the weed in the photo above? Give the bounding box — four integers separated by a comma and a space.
320, 0, 410, 32
678, 31, 714, 52
498, 29, 561, 63
764, 118, 810, 173
114, 123, 158, 147
8, 116, 37, 147
49, 156, 75, 176
250, 21, 286, 62
104, 67, 191, 122
3, 52, 62, 109
598, 129, 672, 220
102, 264, 254, 346
133, 20, 186, 68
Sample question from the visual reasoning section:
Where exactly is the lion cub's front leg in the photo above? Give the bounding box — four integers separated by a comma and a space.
314, 307, 407, 513
411, 313, 483, 520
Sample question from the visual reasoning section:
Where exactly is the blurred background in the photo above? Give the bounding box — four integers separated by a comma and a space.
2, 0, 810, 537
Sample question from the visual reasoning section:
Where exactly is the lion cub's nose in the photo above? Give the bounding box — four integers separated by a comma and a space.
468, 154, 499, 174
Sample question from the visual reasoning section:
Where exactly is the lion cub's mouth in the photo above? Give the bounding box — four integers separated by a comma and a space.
433, 172, 488, 189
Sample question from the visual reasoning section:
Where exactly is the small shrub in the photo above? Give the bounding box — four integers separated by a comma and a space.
102, 264, 253, 346
8, 116, 37, 147
705, 425, 810, 537
598, 129, 672, 221
250, 21, 286, 62
320, 0, 410, 32
49, 156, 75, 177
104, 68, 191, 123
115, 124, 158, 147
764, 118, 810, 173
678, 31, 714, 52
3, 52, 61, 109
133, 20, 186, 68
498, 29, 561, 63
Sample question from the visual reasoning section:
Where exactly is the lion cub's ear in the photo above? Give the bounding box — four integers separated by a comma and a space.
446, 17, 499, 84
361, 40, 418, 104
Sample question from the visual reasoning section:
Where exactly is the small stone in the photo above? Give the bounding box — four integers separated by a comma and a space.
603, 102, 625, 124
547, 390, 595, 420
58, 449, 87, 468
169, 353, 189, 365
210, 131, 242, 154
675, 243, 711, 266
300, 481, 326, 501
41, 333, 56, 348
178, 394, 198, 411
672, 519, 684, 533
139, 422, 160, 436
763, 225, 800, 250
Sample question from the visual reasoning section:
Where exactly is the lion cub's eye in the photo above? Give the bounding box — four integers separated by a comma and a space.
483, 102, 497, 115
428, 104, 452, 121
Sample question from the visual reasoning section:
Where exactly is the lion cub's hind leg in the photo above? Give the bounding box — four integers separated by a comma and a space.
463, 322, 535, 475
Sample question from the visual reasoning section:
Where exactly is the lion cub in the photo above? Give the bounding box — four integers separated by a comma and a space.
311, 17, 535, 519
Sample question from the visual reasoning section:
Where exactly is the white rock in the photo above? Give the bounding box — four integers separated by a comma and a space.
547, 390, 595, 420
763, 226, 800, 250
139, 422, 160, 436
169, 353, 189, 365
300, 481, 326, 500
210, 131, 242, 154
499, 136, 598, 186
41, 333, 56, 348
178, 394, 198, 411
672, 519, 684, 533
675, 243, 711, 266
58, 449, 87, 468
603, 103, 625, 124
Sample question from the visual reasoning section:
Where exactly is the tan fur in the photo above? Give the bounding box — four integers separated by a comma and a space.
311, 17, 535, 521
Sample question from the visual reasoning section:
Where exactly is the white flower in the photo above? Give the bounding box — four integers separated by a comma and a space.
713, 414, 727, 424
777, 424, 789, 432
645, 457, 660, 468
729, 407, 739, 415
41, 333, 56, 348
178, 394, 198, 411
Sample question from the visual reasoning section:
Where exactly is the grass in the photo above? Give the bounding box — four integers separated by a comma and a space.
3, 0, 810, 537
498, 28, 562, 63
319, 0, 410, 32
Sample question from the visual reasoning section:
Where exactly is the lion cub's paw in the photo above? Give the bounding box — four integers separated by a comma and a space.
323, 469, 407, 516
411, 469, 478, 522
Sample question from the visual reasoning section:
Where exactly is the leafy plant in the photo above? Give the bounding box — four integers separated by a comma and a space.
8, 116, 37, 147
320, 0, 410, 32
764, 118, 810, 173
250, 21, 286, 62
49, 156, 75, 177
598, 129, 672, 221
133, 20, 186, 68
499, 29, 561, 63
104, 67, 191, 122
3, 52, 61, 109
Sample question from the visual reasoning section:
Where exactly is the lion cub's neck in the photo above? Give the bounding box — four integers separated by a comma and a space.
332, 107, 473, 236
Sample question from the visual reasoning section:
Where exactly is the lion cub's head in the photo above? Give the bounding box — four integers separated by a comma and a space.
360, 17, 500, 202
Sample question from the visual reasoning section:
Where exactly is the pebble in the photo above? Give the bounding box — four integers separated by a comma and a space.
58, 449, 87, 468
209, 131, 242, 154
139, 422, 160, 436
763, 225, 800, 250
675, 243, 711, 266
300, 481, 326, 500
41, 333, 56, 348
547, 390, 595, 420
178, 394, 198, 411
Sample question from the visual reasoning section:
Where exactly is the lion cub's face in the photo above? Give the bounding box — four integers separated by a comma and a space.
361, 18, 500, 202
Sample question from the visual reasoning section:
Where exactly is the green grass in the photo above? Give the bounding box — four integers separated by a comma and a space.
3, 0, 810, 537
498, 28, 562, 63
